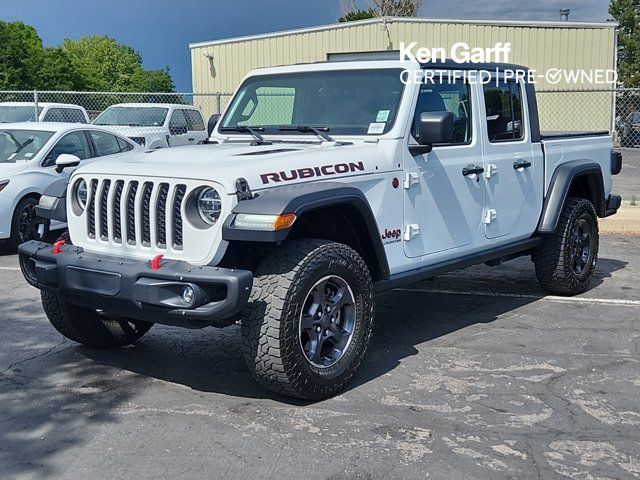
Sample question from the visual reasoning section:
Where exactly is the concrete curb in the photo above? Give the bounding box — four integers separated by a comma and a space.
600, 204, 640, 235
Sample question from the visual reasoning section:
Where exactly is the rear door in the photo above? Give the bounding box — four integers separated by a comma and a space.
480, 77, 543, 239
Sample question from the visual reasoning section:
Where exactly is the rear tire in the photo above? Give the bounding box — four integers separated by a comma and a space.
533, 197, 599, 295
241, 239, 374, 400
41, 292, 153, 348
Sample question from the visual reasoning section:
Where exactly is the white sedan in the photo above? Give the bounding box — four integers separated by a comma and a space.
0, 123, 141, 248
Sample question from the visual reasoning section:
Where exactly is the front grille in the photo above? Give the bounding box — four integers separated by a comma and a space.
86, 178, 187, 251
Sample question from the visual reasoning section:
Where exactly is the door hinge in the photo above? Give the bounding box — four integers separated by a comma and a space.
403, 172, 420, 189
484, 209, 498, 224
404, 224, 421, 241
485, 164, 498, 179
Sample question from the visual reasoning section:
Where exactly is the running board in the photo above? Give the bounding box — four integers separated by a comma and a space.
374, 237, 542, 293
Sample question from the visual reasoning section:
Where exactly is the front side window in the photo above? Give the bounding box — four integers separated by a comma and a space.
483, 80, 524, 142
42, 108, 66, 122
412, 79, 472, 145
94, 107, 169, 127
43, 131, 91, 167
0, 130, 54, 162
221, 69, 406, 136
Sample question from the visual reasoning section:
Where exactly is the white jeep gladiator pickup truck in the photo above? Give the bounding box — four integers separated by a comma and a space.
19, 60, 622, 400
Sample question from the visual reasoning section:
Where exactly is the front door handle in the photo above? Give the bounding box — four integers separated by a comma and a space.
513, 159, 532, 170
462, 165, 485, 176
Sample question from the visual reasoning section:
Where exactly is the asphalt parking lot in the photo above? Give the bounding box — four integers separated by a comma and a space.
1, 234, 639, 480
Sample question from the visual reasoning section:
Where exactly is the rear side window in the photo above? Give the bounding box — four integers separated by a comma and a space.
185, 109, 205, 131
64, 109, 87, 123
89, 131, 133, 156
42, 108, 87, 123
42, 108, 66, 122
483, 80, 524, 142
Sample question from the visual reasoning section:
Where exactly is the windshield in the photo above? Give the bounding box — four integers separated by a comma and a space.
220, 69, 405, 136
0, 106, 42, 123
94, 107, 169, 127
0, 129, 54, 162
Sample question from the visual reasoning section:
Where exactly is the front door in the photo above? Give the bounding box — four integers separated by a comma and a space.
480, 78, 542, 239
403, 76, 485, 259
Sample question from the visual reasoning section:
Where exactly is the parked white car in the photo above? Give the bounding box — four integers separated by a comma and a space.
0, 102, 89, 124
0, 122, 140, 248
92, 103, 208, 149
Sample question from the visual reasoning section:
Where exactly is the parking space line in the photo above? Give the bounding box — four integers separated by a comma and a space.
0, 267, 20, 271
395, 288, 640, 307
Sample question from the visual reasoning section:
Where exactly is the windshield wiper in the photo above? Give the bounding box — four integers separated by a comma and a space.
219, 125, 272, 145
278, 125, 336, 143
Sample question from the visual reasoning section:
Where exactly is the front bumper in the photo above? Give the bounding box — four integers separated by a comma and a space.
18, 241, 253, 329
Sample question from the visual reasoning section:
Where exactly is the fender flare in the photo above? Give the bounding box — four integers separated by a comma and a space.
537, 161, 606, 233
35, 178, 68, 222
222, 182, 390, 279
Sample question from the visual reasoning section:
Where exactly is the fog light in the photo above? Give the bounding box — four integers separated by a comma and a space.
181, 285, 195, 306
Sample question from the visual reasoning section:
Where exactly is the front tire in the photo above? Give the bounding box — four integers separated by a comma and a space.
533, 197, 599, 295
41, 292, 153, 348
241, 239, 374, 400
9, 197, 48, 249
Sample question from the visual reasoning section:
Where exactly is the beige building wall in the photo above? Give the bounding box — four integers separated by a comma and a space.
190, 18, 617, 132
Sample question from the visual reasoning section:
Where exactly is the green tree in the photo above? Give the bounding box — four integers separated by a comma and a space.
609, 0, 640, 86
62, 35, 174, 92
339, 9, 376, 22
39, 47, 84, 90
0, 21, 43, 89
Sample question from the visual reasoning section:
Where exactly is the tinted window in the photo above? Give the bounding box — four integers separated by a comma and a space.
170, 109, 188, 127
42, 108, 66, 122
89, 131, 124, 156
0, 106, 42, 122
116, 136, 134, 152
412, 79, 472, 145
94, 107, 168, 127
64, 109, 87, 123
483, 80, 524, 142
185, 109, 205, 131
43, 131, 92, 167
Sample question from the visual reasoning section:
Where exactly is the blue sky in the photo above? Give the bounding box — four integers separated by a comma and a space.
1, 0, 611, 92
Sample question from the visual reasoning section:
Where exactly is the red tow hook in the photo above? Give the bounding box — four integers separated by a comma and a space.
52, 240, 66, 255
150, 254, 164, 270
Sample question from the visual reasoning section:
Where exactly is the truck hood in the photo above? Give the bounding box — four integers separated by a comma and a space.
74, 141, 386, 193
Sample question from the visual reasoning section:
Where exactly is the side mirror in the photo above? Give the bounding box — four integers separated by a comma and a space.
55, 154, 81, 173
410, 111, 454, 156
170, 125, 188, 136
207, 113, 221, 136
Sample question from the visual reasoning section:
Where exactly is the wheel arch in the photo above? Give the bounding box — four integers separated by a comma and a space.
221, 182, 390, 281
537, 161, 606, 233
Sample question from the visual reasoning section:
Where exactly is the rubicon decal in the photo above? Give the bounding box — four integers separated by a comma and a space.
260, 162, 365, 184
381, 228, 402, 245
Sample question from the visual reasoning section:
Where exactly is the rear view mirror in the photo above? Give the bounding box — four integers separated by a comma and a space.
208, 114, 221, 136
410, 111, 454, 156
55, 154, 81, 173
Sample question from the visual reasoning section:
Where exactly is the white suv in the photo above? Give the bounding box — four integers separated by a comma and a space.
93, 103, 208, 149
0, 102, 89, 124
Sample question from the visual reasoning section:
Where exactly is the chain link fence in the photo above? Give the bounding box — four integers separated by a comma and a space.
3, 88, 640, 147
0, 90, 233, 136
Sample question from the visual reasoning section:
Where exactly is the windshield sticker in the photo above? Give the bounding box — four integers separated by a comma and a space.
367, 123, 386, 135
376, 110, 391, 122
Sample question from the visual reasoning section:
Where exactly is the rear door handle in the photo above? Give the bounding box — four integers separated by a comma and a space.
513, 159, 532, 170
462, 165, 485, 176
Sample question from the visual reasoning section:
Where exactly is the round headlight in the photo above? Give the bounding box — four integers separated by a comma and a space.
197, 187, 222, 225
75, 179, 88, 210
